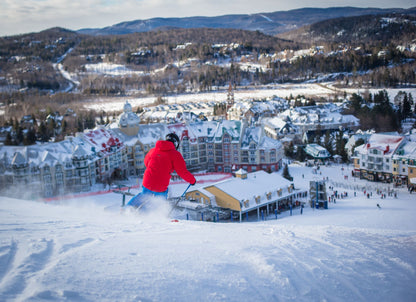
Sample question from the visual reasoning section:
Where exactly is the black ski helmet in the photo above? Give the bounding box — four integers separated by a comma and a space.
166, 133, 180, 150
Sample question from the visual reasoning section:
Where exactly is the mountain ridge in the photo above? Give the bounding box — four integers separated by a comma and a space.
77, 6, 416, 36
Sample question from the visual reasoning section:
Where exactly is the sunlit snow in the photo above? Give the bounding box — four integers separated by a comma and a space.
1, 163, 415, 301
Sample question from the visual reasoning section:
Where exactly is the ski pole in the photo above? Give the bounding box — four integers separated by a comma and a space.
169, 183, 192, 215
181, 183, 192, 197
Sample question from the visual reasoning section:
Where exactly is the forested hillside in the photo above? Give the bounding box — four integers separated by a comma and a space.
0, 11, 415, 132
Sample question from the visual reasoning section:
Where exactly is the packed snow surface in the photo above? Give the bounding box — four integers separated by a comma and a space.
0, 164, 415, 302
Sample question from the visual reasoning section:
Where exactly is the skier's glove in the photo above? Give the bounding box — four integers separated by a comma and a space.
191, 180, 196, 186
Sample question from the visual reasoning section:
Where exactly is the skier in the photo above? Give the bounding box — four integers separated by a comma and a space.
127, 133, 196, 207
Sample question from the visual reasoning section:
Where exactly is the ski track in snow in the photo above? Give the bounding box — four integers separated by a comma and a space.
0, 216, 415, 301
0, 234, 101, 302
1, 164, 416, 301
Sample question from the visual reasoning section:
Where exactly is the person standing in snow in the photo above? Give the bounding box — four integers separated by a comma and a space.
141, 132, 196, 199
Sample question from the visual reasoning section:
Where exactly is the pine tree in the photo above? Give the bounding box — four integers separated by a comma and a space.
296, 146, 307, 162
402, 93, 411, 120
284, 142, 295, 158
5, 133, 13, 145
38, 122, 49, 142
16, 127, 24, 145
324, 130, 333, 155
282, 164, 293, 181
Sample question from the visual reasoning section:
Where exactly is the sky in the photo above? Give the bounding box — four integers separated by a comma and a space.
0, 163, 415, 301
0, 0, 415, 37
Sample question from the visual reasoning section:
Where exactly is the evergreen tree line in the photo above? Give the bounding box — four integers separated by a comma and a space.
284, 128, 349, 164
1, 110, 108, 146
345, 90, 413, 132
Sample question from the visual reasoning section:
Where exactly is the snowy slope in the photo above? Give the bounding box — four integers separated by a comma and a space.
0, 164, 415, 302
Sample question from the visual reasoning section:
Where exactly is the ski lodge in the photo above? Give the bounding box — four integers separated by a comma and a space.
185, 169, 308, 222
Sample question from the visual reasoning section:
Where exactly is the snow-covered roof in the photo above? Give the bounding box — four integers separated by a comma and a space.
394, 141, 416, 159
304, 143, 331, 158
137, 124, 167, 145
258, 135, 282, 150
83, 127, 124, 155
264, 117, 288, 130
72, 145, 89, 160
241, 126, 261, 148
39, 151, 59, 167
366, 133, 404, 156
168, 123, 198, 143
11, 151, 26, 167
188, 121, 218, 137
235, 168, 247, 175
205, 170, 294, 212
212, 120, 242, 141
278, 103, 359, 127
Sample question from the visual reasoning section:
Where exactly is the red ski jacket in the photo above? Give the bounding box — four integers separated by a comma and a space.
142, 140, 196, 192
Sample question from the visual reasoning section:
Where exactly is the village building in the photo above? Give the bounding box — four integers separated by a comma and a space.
277, 104, 360, 142
352, 133, 405, 183
0, 102, 285, 198
345, 131, 373, 158
139, 102, 214, 124
392, 141, 416, 187
262, 116, 298, 141
0, 136, 97, 198
304, 143, 331, 160
185, 169, 308, 222
227, 98, 288, 122
112, 103, 284, 175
